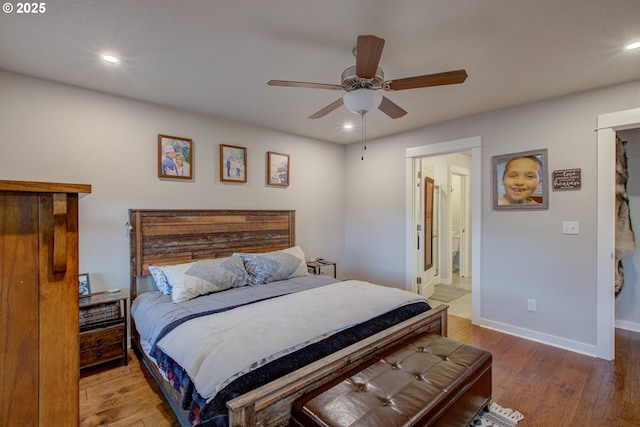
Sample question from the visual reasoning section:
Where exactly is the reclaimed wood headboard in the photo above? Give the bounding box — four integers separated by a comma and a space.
128, 209, 296, 299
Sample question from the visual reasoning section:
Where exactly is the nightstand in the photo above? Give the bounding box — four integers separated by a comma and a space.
79, 291, 128, 369
307, 260, 337, 278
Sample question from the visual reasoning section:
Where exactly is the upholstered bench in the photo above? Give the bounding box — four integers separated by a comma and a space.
290, 334, 492, 427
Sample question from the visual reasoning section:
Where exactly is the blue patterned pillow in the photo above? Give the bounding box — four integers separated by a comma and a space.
236, 245, 309, 285
148, 265, 171, 295
159, 256, 250, 303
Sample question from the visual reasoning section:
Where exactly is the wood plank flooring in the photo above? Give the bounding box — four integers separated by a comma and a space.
79, 315, 640, 426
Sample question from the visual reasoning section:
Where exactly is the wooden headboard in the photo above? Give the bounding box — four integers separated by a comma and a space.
128, 209, 296, 299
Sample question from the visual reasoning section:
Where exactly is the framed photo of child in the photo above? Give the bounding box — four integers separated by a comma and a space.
492, 148, 548, 210
78, 273, 91, 298
267, 151, 290, 187
220, 144, 247, 183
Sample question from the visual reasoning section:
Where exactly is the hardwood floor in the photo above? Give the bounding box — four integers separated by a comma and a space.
79, 315, 640, 426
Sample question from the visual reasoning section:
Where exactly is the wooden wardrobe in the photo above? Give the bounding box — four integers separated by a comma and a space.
0, 180, 91, 427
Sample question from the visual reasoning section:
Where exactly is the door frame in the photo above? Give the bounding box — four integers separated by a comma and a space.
405, 136, 482, 322
597, 107, 640, 360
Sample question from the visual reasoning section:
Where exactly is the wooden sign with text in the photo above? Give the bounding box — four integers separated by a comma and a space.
552, 168, 581, 190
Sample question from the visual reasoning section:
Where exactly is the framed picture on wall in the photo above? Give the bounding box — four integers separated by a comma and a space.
158, 134, 193, 179
492, 148, 548, 210
267, 151, 290, 186
78, 273, 91, 298
220, 144, 247, 183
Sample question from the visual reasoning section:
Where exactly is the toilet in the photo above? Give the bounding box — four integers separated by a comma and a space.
452, 233, 460, 271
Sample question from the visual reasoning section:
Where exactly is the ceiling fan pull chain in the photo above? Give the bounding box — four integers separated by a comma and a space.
361, 111, 366, 160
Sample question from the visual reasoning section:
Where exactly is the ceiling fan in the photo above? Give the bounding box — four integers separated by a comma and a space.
267, 34, 468, 120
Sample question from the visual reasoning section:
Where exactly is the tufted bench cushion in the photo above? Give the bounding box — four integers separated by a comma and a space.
290, 334, 492, 427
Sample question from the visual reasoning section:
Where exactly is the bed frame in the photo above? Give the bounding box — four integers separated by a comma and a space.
128, 209, 448, 427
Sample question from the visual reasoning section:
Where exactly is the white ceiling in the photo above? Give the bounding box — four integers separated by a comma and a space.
1, 0, 639, 144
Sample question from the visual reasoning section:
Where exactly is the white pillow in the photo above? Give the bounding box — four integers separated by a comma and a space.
159, 256, 249, 303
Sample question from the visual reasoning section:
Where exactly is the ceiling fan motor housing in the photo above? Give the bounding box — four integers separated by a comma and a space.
341, 66, 385, 91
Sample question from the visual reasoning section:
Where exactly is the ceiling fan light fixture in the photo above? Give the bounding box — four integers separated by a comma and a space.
343, 89, 383, 115
625, 41, 640, 50
101, 54, 120, 64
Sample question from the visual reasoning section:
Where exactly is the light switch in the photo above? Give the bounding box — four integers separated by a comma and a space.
562, 221, 579, 235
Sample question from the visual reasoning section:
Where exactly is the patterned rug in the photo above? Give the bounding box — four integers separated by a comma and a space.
468, 402, 524, 427
430, 284, 471, 302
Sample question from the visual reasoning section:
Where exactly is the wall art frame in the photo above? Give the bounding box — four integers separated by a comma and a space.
158, 134, 193, 179
267, 151, 290, 186
492, 148, 548, 210
220, 144, 247, 183
78, 273, 91, 298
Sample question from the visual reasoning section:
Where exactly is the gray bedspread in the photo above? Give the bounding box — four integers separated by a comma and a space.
131, 274, 340, 348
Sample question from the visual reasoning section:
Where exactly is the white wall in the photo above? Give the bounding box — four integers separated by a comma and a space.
344, 79, 640, 353
0, 70, 346, 293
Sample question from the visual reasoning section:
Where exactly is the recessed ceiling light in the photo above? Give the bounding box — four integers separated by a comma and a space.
343, 123, 354, 129
101, 54, 120, 63
625, 41, 640, 50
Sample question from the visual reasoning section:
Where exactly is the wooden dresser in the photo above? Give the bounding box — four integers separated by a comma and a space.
0, 180, 91, 427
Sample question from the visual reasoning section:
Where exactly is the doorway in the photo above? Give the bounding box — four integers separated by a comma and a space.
450, 165, 471, 279
405, 136, 482, 323
615, 128, 640, 332
596, 107, 640, 360
413, 156, 471, 317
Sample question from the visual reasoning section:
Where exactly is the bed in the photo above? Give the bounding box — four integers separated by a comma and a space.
128, 209, 448, 427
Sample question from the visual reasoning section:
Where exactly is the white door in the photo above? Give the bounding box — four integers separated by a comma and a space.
413, 158, 436, 297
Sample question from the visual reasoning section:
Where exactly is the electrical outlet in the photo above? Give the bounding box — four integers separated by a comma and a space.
527, 299, 537, 312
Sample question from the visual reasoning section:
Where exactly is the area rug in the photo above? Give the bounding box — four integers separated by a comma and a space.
430, 283, 471, 302
468, 402, 524, 427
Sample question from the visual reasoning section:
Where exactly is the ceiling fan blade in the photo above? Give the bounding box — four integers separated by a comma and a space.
378, 96, 407, 119
385, 69, 468, 91
309, 98, 344, 119
267, 80, 342, 90
355, 35, 385, 79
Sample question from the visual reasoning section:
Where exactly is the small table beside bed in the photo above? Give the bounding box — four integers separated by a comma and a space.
127, 209, 457, 427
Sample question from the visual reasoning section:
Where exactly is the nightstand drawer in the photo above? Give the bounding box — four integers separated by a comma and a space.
80, 343, 124, 367
80, 325, 124, 351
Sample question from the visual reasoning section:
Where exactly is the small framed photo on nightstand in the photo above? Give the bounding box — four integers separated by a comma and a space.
78, 273, 91, 298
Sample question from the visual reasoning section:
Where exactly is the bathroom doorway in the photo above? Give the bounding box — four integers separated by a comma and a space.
405, 136, 482, 322
414, 155, 471, 318
450, 165, 471, 279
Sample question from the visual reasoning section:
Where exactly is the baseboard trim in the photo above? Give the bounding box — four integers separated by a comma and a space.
615, 319, 640, 333
476, 318, 598, 358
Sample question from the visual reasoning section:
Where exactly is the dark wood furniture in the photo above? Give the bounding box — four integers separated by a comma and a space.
128, 209, 448, 427
291, 334, 492, 427
79, 292, 128, 369
0, 179, 91, 427
306, 260, 337, 278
